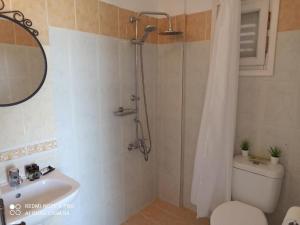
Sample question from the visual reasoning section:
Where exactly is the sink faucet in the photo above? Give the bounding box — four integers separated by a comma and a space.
8, 167, 23, 187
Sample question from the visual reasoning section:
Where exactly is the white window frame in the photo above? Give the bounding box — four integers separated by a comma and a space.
240, 0, 280, 76
240, 0, 269, 66
212, 0, 281, 77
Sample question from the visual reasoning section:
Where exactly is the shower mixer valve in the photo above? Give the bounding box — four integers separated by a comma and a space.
128, 141, 140, 151
128, 139, 148, 151
131, 95, 140, 101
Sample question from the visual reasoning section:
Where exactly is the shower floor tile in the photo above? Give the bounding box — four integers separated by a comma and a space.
122, 200, 210, 225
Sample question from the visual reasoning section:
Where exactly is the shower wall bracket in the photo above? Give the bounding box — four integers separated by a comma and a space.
113, 107, 137, 116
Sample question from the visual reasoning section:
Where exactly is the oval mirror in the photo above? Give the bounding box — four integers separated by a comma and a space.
0, 15, 47, 106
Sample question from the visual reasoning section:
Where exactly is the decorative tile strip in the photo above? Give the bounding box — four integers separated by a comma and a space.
0, 140, 57, 162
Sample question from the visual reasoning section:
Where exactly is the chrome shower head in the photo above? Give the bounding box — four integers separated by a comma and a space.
131, 25, 157, 45
141, 25, 157, 42
144, 24, 157, 33
135, 11, 182, 36
137, 25, 157, 43
130, 11, 183, 45
159, 29, 183, 36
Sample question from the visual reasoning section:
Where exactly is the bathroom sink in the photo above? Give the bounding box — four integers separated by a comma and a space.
0, 170, 80, 225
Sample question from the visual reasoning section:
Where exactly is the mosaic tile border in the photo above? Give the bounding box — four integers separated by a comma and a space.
0, 140, 57, 162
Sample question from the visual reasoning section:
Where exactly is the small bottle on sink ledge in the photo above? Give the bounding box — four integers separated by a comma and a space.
25, 163, 41, 181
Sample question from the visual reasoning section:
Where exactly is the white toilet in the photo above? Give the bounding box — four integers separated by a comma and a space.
211, 155, 285, 225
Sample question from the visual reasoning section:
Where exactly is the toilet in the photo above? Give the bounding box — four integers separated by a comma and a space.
211, 155, 285, 225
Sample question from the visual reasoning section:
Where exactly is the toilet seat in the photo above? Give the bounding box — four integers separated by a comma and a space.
211, 201, 268, 225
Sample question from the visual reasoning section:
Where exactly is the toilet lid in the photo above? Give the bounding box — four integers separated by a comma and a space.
211, 201, 268, 225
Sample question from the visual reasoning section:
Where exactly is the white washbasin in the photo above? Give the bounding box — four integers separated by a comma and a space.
0, 170, 80, 225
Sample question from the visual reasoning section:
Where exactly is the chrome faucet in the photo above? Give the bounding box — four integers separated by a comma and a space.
8, 167, 23, 187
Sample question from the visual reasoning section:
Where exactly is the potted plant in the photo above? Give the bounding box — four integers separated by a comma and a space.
269, 146, 281, 165
240, 140, 250, 157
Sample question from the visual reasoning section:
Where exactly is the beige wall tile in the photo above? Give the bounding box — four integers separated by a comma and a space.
11, 0, 49, 45
2, 1, 214, 43
278, 0, 300, 32
47, 0, 76, 29
186, 12, 206, 42
2, 0, 11, 10
175, 14, 186, 42
236, 31, 300, 225
0, 19, 15, 44
119, 8, 136, 40
75, 0, 99, 34
99, 1, 119, 37
205, 11, 212, 40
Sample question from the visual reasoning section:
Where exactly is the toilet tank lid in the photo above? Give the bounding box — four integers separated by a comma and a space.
233, 155, 284, 179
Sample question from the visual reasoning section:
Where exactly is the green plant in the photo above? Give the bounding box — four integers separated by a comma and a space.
240, 140, 250, 151
269, 146, 281, 158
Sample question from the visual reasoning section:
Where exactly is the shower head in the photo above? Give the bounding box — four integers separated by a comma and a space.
144, 24, 157, 33
131, 25, 157, 45
159, 29, 183, 36
140, 25, 157, 42
132, 11, 183, 37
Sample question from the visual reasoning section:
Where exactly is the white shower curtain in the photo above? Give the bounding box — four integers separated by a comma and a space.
191, 0, 241, 217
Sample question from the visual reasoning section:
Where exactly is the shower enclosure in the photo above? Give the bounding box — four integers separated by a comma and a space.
113, 7, 194, 209
115, 11, 182, 161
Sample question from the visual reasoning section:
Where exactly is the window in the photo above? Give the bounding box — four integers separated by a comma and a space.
240, 0, 269, 66
212, 0, 280, 76
240, 0, 281, 76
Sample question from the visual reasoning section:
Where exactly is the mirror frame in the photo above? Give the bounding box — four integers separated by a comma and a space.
0, 1, 47, 107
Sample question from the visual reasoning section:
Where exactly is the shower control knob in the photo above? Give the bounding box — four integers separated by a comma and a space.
128, 143, 135, 151
131, 95, 140, 101
128, 142, 140, 151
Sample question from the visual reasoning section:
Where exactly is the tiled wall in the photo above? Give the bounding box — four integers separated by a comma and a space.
238, 5, 300, 225
178, 1, 300, 225
1, 0, 212, 45
1, 0, 298, 43
156, 43, 183, 206
154, 0, 300, 211
278, 0, 300, 32
48, 27, 157, 225
2, 0, 155, 44
102, 0, 158, 13
0, 44, 56, 184
154, 3, 211, 207
186, 11, 211, 42
236, 30, 300, 225
0, 1, 159, 224
0, 1, 299, 225
183, 41, 210, 210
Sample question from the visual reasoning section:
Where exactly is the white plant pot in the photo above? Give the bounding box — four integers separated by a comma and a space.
241, 150, 249, 157
271, 156, 280, 165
